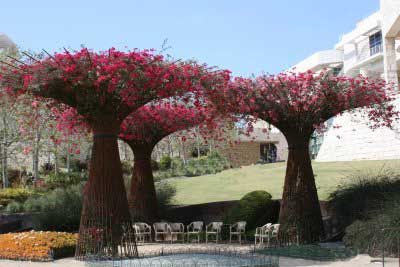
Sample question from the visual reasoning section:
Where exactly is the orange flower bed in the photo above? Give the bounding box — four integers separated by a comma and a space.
0, 231, 78, 261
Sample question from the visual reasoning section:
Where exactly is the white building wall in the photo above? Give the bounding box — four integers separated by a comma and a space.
316, 99, 400, 161
314, 0, 400, 162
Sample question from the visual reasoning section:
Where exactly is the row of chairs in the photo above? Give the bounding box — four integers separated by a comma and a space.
254, 223, 280, 246
133, 221, 247, 244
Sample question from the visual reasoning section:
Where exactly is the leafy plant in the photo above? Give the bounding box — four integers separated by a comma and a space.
329, 168, 400, 231
0, 188, 36, 210
156, 182, 176, 216
159, 156, 172, 170
44, 172, 87, 189
0, 231, 77, 261
154, 152, 230, 180
224, 190, 280, 233
121, 160, 133, 176
10, 184, 84, 231
343, 194, 400, 256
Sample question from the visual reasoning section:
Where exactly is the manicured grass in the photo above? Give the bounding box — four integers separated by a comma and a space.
171, 159, 400, 205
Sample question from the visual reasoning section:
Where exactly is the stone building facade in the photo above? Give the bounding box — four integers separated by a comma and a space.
291, 0, 400, 162
220, 120, 288, 168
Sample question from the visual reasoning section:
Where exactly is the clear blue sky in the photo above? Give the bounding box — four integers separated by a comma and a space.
1, 0, 379, 76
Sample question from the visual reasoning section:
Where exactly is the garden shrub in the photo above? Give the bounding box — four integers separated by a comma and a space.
6, 168, 23, 186
69, 159, 88, 172
0, 188, 35, 210
159, 155, 172, 170
156, 182, 176, 216
0, 231, 77, 261
328, 169, 400, 231
44, 172, 87, 189
5, 201, 23, 213
343, 194, 400, 256
121, 160, 133, 176
224, 190, 280, 233
154, 152, 230, 180
17, 184, 83, 231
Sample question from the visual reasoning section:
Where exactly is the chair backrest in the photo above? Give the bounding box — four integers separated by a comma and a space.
190, 221, 203, 231
272, 224, 280, 233
134, 223, 148, 232
153, 222, 168, 232
132, 224, 140, 234
263, 223, 273, 232
169, 223, 184, 232
210, 222, 223, 231
236, 221, 246, 231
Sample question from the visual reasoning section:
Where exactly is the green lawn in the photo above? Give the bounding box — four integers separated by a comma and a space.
170, 159, 400, 205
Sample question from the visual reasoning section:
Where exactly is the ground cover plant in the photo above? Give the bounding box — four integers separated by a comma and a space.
258, 244, 357, 261
0, 231, 77, 261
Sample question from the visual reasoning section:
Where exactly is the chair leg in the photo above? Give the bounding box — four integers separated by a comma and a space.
229, 234, 232, 243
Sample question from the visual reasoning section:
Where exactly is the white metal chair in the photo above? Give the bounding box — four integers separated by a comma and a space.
187, 221, 203, 243
206, 222, 223, 243
254, 223, 272, 245
268, 224, 280, 246
133, 222, 152, 243
168, 223, 185, 243
229, 221, 246, 244
153, 222, 169, 242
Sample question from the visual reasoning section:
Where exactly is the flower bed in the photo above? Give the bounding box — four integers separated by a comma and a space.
0, 231, 77, 261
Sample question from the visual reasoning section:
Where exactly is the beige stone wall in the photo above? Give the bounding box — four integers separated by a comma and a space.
219, 142, 261, 168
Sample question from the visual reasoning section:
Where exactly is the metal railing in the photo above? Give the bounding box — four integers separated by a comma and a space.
84, 246, 279, 267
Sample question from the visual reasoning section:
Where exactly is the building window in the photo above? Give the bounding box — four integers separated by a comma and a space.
260, 143, 277, 163
369, 31, 382, 56
332, 67, 342, 76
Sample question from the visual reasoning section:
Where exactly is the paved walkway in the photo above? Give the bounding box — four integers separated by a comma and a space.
0, 243, 397, 267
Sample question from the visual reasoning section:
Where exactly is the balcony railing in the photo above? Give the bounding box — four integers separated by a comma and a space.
352, 43, 383, 66
370, 43, 383, 56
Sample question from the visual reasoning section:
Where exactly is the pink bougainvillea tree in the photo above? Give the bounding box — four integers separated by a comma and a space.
208, 70, 398, 243
0, 48, 230, 258
119, 101, 220, 222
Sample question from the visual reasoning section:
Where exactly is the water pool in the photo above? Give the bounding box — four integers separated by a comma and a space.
85, 253, 279, 267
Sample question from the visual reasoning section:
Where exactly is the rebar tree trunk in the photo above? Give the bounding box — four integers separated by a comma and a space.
127, 142, 158, 223
75, 122, 137, 259
278, 132, 324, 244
